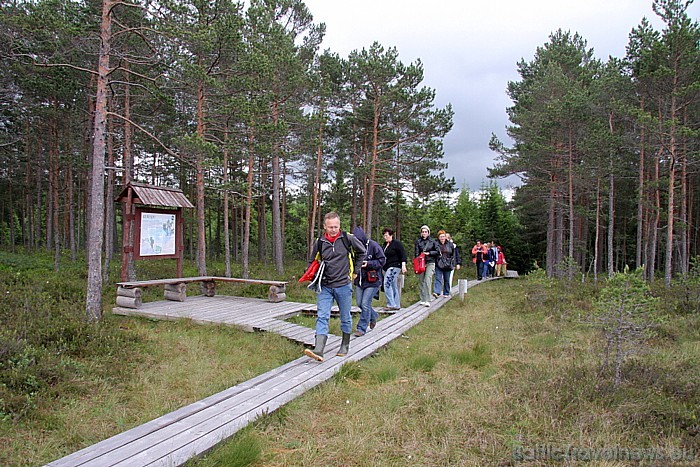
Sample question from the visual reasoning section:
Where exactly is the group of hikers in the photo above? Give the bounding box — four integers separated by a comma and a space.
302, 211, 507, 363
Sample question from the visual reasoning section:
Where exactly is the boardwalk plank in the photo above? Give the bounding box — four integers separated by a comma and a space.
48, 277, 509, 466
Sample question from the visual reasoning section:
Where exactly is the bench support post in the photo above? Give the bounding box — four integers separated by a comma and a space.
116, 286, 142, 308
268, 285, 286, 303
164, 282, 186, 302
201, 280, 216, 297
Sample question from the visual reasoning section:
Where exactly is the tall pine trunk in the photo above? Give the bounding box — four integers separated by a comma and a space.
103, 103, 115, 283
546, 181, 556, 277
648, 151, 661, 283
195, 79, 206, 276
636, 97, 645, 269
608, 170, 614, 278
664, 83, 679, 287
67, 166, 76, 261
607, 114, 615, 278
679, 109, 688, 275
50, 106, 60, 271
271, 102, 284, 274
85, 0, 112, 322
594, 176, 601, 283
307, 113, 323, 255
223, 136, 231, 278
567, 128, 575, 278
242, 124, 255, 279
366, 93, 381, 234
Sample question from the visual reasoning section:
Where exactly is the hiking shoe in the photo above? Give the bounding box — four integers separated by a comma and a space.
423, 301, 431, 307
353, 330, 365, 337
369, 321, 376, 330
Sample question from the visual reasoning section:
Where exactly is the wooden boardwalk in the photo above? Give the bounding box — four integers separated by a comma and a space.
110, 295, 367, 347
47, 276, 507, 466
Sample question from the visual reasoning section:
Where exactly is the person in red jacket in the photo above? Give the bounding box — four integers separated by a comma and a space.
471, 240, 488, 280
496, 245, 507, 277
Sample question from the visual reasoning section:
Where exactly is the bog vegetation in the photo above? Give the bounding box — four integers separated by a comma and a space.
0, 252, 698, 465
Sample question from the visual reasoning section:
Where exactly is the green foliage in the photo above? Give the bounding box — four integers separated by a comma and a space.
673, 256, 700, 315
406, 353, 437, 372
333, 361, 363, 382
0, 252, 140, 420
520, 262, 597, 322
520, 266, 555, 313
590, 266, 660, 387
371, 364, 399, 384
187, 427, 263, 467
449, 342, 492, 369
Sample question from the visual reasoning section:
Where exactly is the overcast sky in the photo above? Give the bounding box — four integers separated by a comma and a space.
302, 0, 699, 193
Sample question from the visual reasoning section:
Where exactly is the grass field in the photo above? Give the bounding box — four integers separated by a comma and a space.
189, 279, 700, 465
1, 251, 698, 466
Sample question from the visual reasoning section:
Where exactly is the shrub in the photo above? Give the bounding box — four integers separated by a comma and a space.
589, 266, 660, 388
0, 256, 140, 420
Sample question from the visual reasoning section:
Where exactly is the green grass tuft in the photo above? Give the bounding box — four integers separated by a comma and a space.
333, 361, 363, 381
187, 427, 262, 467
372, 364, 399, 383
406, 353, 437, 372
449, 341, 492, 369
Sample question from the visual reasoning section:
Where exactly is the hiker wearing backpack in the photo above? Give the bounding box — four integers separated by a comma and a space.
304, 212, 366, 363
352, 226, 386, 337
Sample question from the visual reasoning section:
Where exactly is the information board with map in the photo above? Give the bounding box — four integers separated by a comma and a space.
138, 212, 176, 256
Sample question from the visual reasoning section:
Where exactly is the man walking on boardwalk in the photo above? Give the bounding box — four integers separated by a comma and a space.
304, 212, 366, 362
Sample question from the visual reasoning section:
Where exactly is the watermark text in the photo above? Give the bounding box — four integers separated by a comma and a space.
513, 444, 697, 462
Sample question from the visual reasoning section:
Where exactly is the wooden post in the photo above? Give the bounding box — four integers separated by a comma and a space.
201, 280, 216, 297
268, 285, 286, 302
116, 286, 142, 309
176, 209, 184, 278
120, 186, 133, 281
458, 279, 468, 301
164, 282, 186, 301
117, 286, 142, 298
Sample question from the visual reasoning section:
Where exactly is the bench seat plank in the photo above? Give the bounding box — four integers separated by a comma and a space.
117, 276, 287, 288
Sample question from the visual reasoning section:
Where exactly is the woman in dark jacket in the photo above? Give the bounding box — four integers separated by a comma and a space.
414, 225, 439, 307
352, 226, 386, 336
433, 230, 456, 297
382, 228, 407, 310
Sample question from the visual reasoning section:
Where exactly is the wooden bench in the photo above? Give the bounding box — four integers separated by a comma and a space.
115, 276, 288, 309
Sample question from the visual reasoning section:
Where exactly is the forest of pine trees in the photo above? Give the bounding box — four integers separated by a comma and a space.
0, 0, 698, 318
491, 0, 699, 286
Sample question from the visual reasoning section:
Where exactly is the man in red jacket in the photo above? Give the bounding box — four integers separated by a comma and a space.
304, 212, 366, 362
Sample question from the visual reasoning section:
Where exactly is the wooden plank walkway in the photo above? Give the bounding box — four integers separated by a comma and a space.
111, 295, 361, 347
47, 276, 504, 467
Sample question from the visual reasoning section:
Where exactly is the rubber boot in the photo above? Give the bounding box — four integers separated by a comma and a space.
336, 332, 351, 357
304, 334, 327, 362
